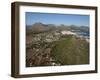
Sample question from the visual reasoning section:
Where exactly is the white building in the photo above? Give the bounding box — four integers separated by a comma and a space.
61, 31, 76, 35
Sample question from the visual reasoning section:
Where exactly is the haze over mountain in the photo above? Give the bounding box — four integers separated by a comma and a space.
26, 22, 89, 34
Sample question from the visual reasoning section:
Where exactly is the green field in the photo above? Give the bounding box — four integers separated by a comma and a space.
51, 35, 89, 65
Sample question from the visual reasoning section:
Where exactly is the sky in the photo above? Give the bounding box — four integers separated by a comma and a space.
26, 12, 90, 27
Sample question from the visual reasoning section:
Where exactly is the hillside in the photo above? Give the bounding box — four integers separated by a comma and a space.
26, 22, 89, 67
51, 35, 89, 65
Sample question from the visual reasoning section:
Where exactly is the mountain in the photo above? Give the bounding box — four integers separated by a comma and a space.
26, 22, 89, 34
26, 22, 56, 34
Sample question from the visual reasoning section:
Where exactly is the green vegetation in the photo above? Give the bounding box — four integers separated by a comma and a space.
51, 35, 89, 65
